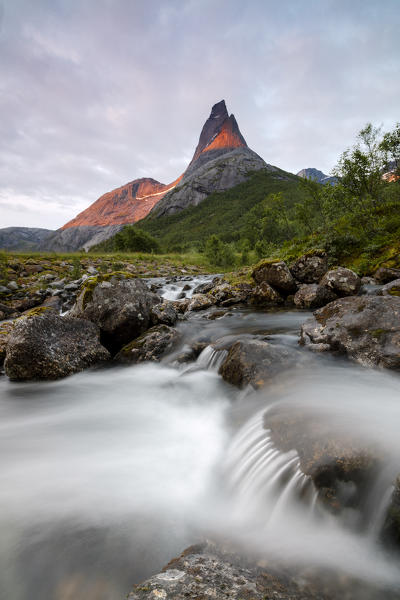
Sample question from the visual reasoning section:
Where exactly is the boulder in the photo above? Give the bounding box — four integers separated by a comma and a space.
290, 250, 328, 283
300, 295, 400, 369
4, 311, 110, 381
114, 325, 181, 364
294, 283, 337, 309
250, 281, 284, 306
267, 405, 381, 514
219, 338, 298, 389
0, 320, 14, 365
186, 293, 214, 311
192, 277, 222, 294
374, 267, 400, 284
150, 302, 178, 326
378, 279, 400, 297
209, 282, 252, 306
251, 260, 297, 295
69, 274, 160, 354
319, 267, 361, 297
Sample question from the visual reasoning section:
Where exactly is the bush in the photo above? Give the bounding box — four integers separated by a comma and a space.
113, 226, 160, 253
205, 235, 236, 268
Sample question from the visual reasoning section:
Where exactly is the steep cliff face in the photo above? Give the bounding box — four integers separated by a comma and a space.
43, 100, 270, 251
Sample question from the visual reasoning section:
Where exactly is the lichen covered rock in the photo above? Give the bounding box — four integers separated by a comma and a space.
319, 267, 361, 297
114, 325, 181, 364
290, 250, 328, 283
300, 295, 400, 369
4, 312, 110, 381
294, 283, 337, 309
251, 259, 297, 295
69, 273, 160, 354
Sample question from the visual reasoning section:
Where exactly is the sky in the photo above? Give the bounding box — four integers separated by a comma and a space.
0, 0, 399, 230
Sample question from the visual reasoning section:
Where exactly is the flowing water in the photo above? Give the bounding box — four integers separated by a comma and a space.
1, 276, 400, 599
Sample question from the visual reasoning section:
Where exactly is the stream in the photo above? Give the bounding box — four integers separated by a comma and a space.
1, 275, 400, 599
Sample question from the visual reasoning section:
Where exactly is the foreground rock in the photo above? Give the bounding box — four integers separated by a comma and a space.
4, 311, 110, 381
250, 281, 284, 306
128, 542, 326, 600
319, 267, 361, 297
290, 250, 328, 283
252, 260, 297, 295
219, 338, 298, 388
301, 296, 400, 369
69, 274, 160, 354
114, 325, 181, 364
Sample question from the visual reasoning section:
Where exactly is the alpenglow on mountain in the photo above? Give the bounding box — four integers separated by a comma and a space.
42, 100, 271, 251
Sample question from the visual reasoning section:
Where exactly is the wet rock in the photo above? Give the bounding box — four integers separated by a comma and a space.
4, 311, 110, 381
374, 267, 400, 284
193, 277, 222, 294
69, 274, 160, 354
114, 325, 181, 364
151, 302, 178, 326
209, 283, 252, 306
294, 283, 337, 309
127, 542, 334, 600
170, 299, 190, 314
267, 404, 381, 514
378, 279, 400, 297
319, 267, 361, 297
300, 295, 400, 369
219, 338, 298, 389
187, 293, 214, 311
250, 281, 284, 306
251, 260, 297, 295
290, 250, 328, 283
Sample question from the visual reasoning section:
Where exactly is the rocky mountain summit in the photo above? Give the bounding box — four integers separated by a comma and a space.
297, 167, 337, 185
41, 100, 271, 251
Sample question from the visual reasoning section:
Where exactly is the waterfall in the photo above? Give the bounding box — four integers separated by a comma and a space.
196, 346, 228, 371
224, 409, 319, 525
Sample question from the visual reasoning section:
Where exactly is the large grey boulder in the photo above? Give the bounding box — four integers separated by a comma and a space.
114, 325, 181, 364
319, 267, 361, 297
219, 338, 298, 389
294, 283, 337, 309
290, 250, 328, 283
300, 296, 400, 369
4, 311, 110, 381
251, 260, 297, 295
69, 274, 160, 354
250, 281, 284, 306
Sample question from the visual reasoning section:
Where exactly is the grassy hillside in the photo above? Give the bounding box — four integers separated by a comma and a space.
92, 167, 305, 254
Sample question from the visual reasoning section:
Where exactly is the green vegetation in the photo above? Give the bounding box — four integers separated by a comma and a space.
92, 225, 160, 254
0, 252, 8, 285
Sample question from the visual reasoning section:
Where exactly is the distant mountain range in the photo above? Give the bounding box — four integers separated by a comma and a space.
296, 168, 337, 186
40, 100, 271, 252
0, 227, 54, 251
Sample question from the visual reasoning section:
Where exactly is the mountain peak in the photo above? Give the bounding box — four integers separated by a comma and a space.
188, 100, 247, 169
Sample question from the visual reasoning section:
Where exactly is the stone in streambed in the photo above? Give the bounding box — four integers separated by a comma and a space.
219, 338, 298, 389
252, 259, 297, 295
300, 295, 400, 369
114, 325, 181, 364
290, 250, 328, 283
319, 267, 361, 297
69, 273, 160, 354
294, 283, 337, 309
4, 311, 110, 381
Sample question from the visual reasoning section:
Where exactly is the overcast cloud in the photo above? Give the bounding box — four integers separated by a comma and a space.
0, 0, 399, 229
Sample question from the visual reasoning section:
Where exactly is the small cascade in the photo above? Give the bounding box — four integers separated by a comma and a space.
367, 483, 395, 541
196, 346, 228, 371
224, 409, 319, 525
